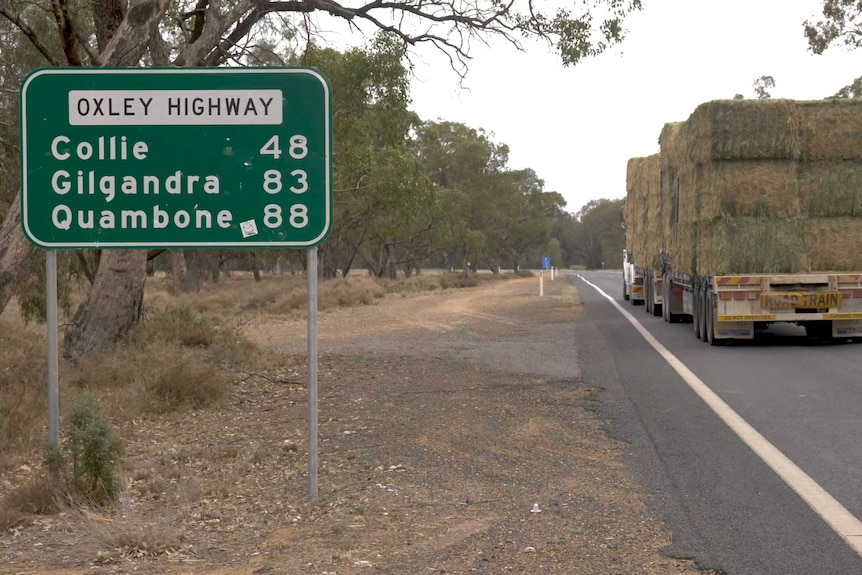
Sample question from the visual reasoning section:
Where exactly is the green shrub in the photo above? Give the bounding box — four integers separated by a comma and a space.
46, 391, 125, 505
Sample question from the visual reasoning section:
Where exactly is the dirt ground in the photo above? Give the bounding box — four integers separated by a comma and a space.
1, 275, 715, 575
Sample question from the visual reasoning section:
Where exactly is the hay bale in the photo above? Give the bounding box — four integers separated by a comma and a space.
655, 99, 862, 276
696, 217, 810, 275
666, 222, 699, 277
644, 154, 662, 268
798, 160, 862, 217
659, 123, 685, 254
626, 155, 663, 268
625, 157, 648, 261
624, 158, 637, 254
799, 100, 862, 160
674, 160, 702, 225
698, 160, 800, 220
807, 217, 862, 271
682, 99, 802, 163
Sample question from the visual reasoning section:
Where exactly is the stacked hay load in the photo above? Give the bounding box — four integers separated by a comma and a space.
798, 99, 862, 270
625, 154, 662, 269
624, 157, 644, 260
660, 98, 862, 276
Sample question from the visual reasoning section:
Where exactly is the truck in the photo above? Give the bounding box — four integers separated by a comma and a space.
623, 155, 662, 315
627, 99, 862, 344
622, 249, 643, 303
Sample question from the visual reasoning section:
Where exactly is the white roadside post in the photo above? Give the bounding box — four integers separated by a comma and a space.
540, 270, 544, 297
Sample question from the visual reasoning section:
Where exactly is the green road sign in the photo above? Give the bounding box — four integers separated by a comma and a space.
20, 67, 332, 248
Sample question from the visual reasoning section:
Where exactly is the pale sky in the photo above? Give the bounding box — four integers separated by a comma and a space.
405, 1, 862, 214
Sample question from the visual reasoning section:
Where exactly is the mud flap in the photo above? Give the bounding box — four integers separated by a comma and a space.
716, 321, 754, 339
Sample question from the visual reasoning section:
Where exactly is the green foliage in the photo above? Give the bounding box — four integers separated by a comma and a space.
804, 1, 862, 97
48, 391, 125, 505
804, 0, 862, 55
833, 76, 862, 98
753, 75, 775, 99
515, 1, 643, 66
417, 122, 564, 272
557, 198, 626, 269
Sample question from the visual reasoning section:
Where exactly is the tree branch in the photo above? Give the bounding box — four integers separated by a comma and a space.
0, 7, 61, 66
100, 0, 172, 66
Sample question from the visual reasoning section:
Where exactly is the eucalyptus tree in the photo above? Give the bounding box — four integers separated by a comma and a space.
418, 121, 505, 274
488, 169, 566, 272
569, 198, 625, 269
305, 36, 436, 279
804, 1, 862, 96
0, 0, 643, 356
417, 122, 563, 274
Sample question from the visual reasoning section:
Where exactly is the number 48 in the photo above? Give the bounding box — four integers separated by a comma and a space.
260, 135, 308, 160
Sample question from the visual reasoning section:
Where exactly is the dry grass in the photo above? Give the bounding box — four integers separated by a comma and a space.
0, 269, 528, 531
0, 303, 47, 453
0, 475, 57, 530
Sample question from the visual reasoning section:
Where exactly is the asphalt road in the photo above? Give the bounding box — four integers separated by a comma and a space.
567, 269, 862, 575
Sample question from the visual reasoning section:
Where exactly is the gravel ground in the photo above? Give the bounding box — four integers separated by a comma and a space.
1, 275, 718, 575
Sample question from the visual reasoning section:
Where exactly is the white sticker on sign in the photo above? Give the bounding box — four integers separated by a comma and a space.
240, 220, 259, 238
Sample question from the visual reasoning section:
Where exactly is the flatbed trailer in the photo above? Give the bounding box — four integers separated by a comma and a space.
663, 267, 862, 344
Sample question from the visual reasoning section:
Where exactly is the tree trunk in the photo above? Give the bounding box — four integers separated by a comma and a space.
59, 0, 172, 356
246, 251, 259, 282
63, 250, 147, 359
170, 250, 186, 286
178, 250, 207, 292
0, 194, 38, 316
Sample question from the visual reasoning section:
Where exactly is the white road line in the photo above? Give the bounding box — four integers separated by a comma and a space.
578, 275, 862, 559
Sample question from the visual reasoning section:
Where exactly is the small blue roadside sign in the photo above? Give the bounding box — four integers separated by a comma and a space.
542, 256, 550, 269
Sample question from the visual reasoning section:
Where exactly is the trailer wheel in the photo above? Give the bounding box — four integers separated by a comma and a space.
662, 275, 670, 322
706, 289, 724, 346
644, 278, 652, 313
693, 289, 702, 339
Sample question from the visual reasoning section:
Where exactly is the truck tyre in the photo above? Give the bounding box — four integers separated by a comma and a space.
693, 290, 702, 339
645, 280, 651, 313
706, 289, 724, 346
662, 276, 670, 322
700, 289, 710, 342
644, 279, 654, 315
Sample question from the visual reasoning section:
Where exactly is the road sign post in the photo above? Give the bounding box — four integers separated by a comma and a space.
20, 67, 332, 501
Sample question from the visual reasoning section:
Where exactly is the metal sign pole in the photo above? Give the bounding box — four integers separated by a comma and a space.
307, 247, 319, 500
46, 250, 59, 453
